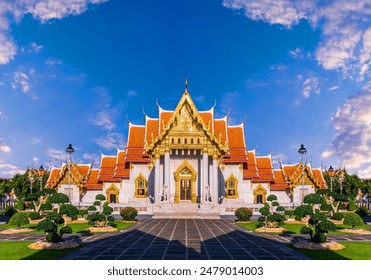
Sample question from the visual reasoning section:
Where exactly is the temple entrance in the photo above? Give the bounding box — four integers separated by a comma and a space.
174, 160, 197, 203
180, 179, 191, 201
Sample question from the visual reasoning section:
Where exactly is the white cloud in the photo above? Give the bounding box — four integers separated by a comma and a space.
0, 0, 108, 65
32, 157, 40, 164
95, 132, 125, 151
45, 57, 62, 65
270, 63, 287, 71
0, 160, 24, 177
12, 71, 30, 93
127, 89, 137, 97
301, 76, 320, 98
322, 91, 371, 178
222, 0, 371, 80
329, 86, 339, 91
0, 138, 11, 152
90, 109, 117, 131
0, 111, 6, 121
44, 148, 64, 160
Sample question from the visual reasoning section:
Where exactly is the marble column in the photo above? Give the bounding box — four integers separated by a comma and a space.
154, 155, 161, 204
212, 156, 218, 203
164, 151, 170, 202
202, 150, 209, 203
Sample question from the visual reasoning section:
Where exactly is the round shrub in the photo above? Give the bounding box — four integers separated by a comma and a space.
347, 200, 358, 211
88, 205, 97, 212
120, 207, 138, 221
320, 203, 332, 211
259, 206, 270, 216
312, 233, 327, 243
8, 212, 29, 228
284, 210, 295, 218
316, 220, 336, 234
276, 206, 285, 213
14, 199, 25, 211
267, 194, 277, 201
304, 193, 322, 205
308, 212, 326, 226
4, 206, 17, 217
234, 207, 253, 221
46, 232, 61, 243
257, 217, 265, 223
355, 206, 368, 217
28, 212, 41, 220
343, 213, 364, 229
60, 225, 72, 235
272, 201, 279, 207
95, 194, 106, 201
78, 209, 88, 217
267, 213, 285, 224
300, 226, 313, 236
294, 205, 313, 218
332, 212, 344, 221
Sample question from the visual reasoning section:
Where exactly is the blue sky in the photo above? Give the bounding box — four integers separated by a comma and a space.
0, 0, 370, 178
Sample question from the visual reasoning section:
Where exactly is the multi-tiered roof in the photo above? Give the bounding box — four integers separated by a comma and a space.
47, 88, 327, 192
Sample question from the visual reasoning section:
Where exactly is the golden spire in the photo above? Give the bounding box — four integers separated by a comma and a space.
185, 76, 188, 93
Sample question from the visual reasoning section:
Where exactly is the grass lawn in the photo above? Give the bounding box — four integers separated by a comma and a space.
0, 241, 81, 260
0, 220, 136, 234
237, 221, 371, 234
291, 242, 371, 260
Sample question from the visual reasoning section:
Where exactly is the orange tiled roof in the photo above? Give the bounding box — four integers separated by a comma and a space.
98, 155, 120, 181
114, 150, 130, 178
225, 126, 248, 162
243, 150, 259, 179
145, 118, 159, 144
85, 169, 102, 190
270, 170, 289, 190
253, 156, 275, 182
199, 112, 213, 131
312, 169, 327, 189
214, 118, 227, 144
126, 124, 150, 162
45, 168, 61, 188
159, 111, 173, 133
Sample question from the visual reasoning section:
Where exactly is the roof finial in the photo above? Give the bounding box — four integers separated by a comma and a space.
185, 76, 188, 93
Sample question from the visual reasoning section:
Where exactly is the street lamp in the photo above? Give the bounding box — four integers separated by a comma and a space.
28, 169, 34, 194
298, 144, 307, 205
38, 165, 45, 191
339, 171, 345, 194
66, 144, 74, 203
328, 165, 334, 192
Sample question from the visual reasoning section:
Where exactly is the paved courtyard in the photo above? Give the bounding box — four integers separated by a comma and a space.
63, 219, 309, 260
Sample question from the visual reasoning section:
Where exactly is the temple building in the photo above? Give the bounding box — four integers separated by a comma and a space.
46, 85, 327, 217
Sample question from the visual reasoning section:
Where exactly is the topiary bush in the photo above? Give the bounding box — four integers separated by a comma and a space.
120, 207, 138, 221
14, 199, 25, 211
234, 207, 253, 221
343, 212, 365, 229
284, 210, 295, 218
300, 226, 313, 239
355, 206, 368, 217
28, 212, 41, 220
8, 212, 29, 228
272, 201, 279, 207
267, 194, 277, 202
78, 209, 88, 217
276, 206, 285, 213
347, 200, 358, 211
311, 233, 327, 243
332, 212, 344, 221
320, 203, 332, 211
4, 206, 17, 217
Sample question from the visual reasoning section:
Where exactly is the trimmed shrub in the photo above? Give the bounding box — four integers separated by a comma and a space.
234, 207, 253, 221
120, 207, 138, 221
347, 200, 358, 211
316, 220, 336, 234
272, 201, 279, 207
78, 209, 88, 217
276, 206, 285, 213
4, 206, 17, 217
60, 204, 79, 221
308, 212, 326, 226
259, 206, 270, 216
332, 212, 344, 221
267, 194, 277, 201
300, 226, 313, 239
294, 204, 313, 219
14, 199, 25, 211
304, 193, 322, 205
355, 206, 368, 217
320, 203, 332, 211
8, 212, 29, 228
257, 217, 265, 223
312, 233, 327, 243
343, 213, 365, 229
284, 210, 295, 218
95, 194, 106, 201
28, 212, 41, 220
87, 205, 97, 212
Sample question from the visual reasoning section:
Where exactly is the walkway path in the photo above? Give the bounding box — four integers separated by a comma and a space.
1, 219, 370, 260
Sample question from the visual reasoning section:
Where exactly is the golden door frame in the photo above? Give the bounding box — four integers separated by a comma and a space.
174, 160, 197, 203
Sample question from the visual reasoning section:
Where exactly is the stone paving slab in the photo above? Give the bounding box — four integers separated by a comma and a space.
62, 219, 309, 260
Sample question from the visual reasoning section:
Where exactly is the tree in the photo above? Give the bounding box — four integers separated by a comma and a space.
87, 194, 114, 227
60, 203, 79, 225
294, 204, 313, 225
258, 205, 285, 228
37, 213, 72, 243
24, 188, 57, 214
120, 207, 138, 221
8, 212, 29, 229
48, 193, 69, 213
316, 189, 347, 213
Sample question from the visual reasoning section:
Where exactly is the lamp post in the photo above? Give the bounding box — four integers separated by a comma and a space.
339, 171, 344, 195
298, 144, 307, 205
66, 144, 74, 203
28, 170, 34, 194
328, 165, 334, 192
38, 165, 45, 191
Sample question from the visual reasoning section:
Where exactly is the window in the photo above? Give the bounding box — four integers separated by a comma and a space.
135, 174, 147, 198
106, 184, 120, 203
256, 194, 263, 204
225, 175, 238, 198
